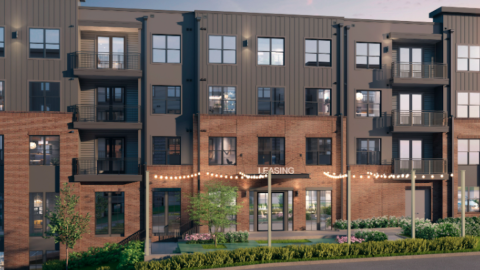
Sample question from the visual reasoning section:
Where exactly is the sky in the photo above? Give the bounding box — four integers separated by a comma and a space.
81, 0, 480, 22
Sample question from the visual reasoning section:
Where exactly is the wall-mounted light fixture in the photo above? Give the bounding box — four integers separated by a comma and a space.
243, 40, 248, 47
12, 31, 19, 39
295, 191, 299, 197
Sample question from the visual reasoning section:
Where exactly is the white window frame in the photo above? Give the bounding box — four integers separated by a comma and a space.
457, 92, 480, 118
457, 45, 480, 71
458, 139, 480, 165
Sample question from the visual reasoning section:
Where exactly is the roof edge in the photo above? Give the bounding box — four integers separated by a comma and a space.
430, 6, 480, 18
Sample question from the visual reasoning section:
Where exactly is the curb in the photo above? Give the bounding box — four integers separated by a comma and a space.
211, 251, 480, 270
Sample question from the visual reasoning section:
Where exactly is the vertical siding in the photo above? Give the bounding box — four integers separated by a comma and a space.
392, 134, 435, 159
197, 12, 337, 115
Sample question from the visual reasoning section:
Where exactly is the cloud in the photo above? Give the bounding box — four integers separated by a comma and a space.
307, 0, 313, 5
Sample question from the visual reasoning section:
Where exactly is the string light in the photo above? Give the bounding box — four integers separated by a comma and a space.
323, 172, 348, 179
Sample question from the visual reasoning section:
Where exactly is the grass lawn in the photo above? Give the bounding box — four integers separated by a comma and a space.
202, 244, 227, 249
256, 239, 311, 244
77, 262, 118, 270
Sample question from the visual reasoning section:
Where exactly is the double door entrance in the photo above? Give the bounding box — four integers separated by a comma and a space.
399, 48, 422, 78
251, 191, 292, 231
399, 139, 422, 170
97, 138, 124, 174
399, 94, 422, 125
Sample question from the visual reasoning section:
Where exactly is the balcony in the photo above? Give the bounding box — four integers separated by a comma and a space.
73, 158, 142, 182
391, 110, 449, 133
393, 158, 448, 180
391, 62, 449, 86
71, 52, 142, 79
72, 105, 142, 130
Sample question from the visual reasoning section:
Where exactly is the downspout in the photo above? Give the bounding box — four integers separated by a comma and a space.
448, 29, 454, 217
337, 23, 344, 219
196, 15, 202, 194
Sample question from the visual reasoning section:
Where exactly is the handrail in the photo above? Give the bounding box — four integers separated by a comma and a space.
391, 62, 447, 79
118, 229, 145, 245
73, 104, 141, 123
74, 158, 142, 175
71, 51, 141, 70
391, 110, 447, 127
393, 158, 447, 174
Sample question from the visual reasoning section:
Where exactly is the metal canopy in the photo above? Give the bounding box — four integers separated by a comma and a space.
251, 173, 310, 179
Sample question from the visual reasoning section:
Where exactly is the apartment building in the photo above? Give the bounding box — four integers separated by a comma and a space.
0, 0, 479, 268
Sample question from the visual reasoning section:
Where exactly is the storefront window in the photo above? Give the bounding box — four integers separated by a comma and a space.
306, 190, 331, 230
458, 187, 480, 212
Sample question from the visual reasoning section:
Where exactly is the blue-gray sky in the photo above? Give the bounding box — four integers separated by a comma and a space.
82, 0, 480, 22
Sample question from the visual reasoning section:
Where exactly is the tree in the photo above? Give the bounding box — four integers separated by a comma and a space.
186, 181, 242, 247
44, 183, 90, 270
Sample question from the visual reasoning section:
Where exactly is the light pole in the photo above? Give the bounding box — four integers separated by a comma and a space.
267, 170, 272, 247
411, 169, 415, 239
145, 171, 150, 256
461, 170, 465, 237
347, 170, 351, 244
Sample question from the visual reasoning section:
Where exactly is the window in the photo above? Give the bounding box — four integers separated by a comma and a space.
357, 138, 381, 165
152, 86, 181, 114
152, 190, 181, 235
152, 137, 181, 165
356, 90, 381, 117
95, 192, 124, 236
152, 35, 180, 63
29, 82, 60, 112
258, 37, 284, 65
305, 89, 331, 116
305, 39, 331, 66
458, 92, 480, 118
29, 28, 60, 58
0, 135, 3, 165
306, 138, 332, 165
0, 192, 3, 237
29, 192, 57, 237
458, 45, 480, 71
356, 42, 381, 69
458, 187, 480, 212
209, 35, 236, 64
306, 190, 332, 231
0, 27, 4, 57
209, 137, 236, 165
258, 138, 285, 165
458, 139, 480, 165
258, 88, 284, 115
0, 81, 4, 111
30, 251, 43, 269
208, 86, 236, 114
29, 136, 60, 165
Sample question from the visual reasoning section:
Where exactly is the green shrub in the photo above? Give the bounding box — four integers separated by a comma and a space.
96, 267, 110, 270
333, 216, 401, 230
117, 241, 145, 270
438, 217, 480, 236
43, 260, 65, 270
354, 230, 388, 242
134, 237, 478, 270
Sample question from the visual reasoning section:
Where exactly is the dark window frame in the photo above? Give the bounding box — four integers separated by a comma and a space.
0, 135, 3, 165
152, 34, 181, 63
95, 192, 125, 236
152, 190, 181, 235
152, 136, 181, 165
305, 88, 331, 116
355, 90, 381, 117
355, 42, 381, 69
258, 137, 285, 165
0, 27, 4, 57
208, 86, 236, 114
152, 85, 181, 114
0, 81, 4, 111
29, 135, 60, 165
29, 250, 43, 269
305, 39, 331, 67
29, 28, 60, 59
208, 35, 237, 64
458, 186, 480, 213
29, 82, 60, 112
209, 137, 237, 165
29, 192, 58, 237
258, 87, 285, 115
257, 37, 285, 66
356, 138, 381, 165
306, 138, 332, 165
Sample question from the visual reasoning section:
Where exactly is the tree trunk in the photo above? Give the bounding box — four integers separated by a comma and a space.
66, 247, 69, 270
214, 233, 217, 247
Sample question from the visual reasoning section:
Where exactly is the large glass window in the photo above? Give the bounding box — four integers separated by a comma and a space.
152, 137, 181, 165
357, 138, 381, 165
209, 137, 236, 165
458, 45, 480, 71
356, 90, 381, 117
152, 35, 181, 63
258, 138, 285, 165
258, 88, 284, 115
0, 135, 3, 164
458, 187, 480, 213
458, 139, 480, 165
306, 138, 332, 165
305, 39, 331, 66
29, 192, 58, 237
29, 136, 60, 165
208, 86, 236, 114
356, 42, 381, 69
29, 28, 60, 58
306, 190, 332, 231
0, 27, 4, 57
305, 89, 330, 116
258, 38, 284, 65
29, 82, 60, 112
153, 190, 181, 235
152, 86, 181, 114
457, 92, 480, 118
209, 35, 236, 64
29, 251, 43, 269
0, 81, 4, 111
95, 192, 124, 236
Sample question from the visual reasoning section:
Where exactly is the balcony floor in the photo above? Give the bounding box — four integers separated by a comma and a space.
74, 174, 142, 182
74, 122, 142, 130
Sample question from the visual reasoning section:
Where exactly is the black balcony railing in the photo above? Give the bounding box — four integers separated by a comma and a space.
392, 62, 447, 79
393, 158, 447, 175
392, 110, 447, 127
74, 158, 141, 175
73, 105, 140, 123
71, 52, 141, 70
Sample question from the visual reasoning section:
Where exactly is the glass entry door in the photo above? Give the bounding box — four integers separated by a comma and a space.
152, 190, 181, 236
399, 48, 422, 78
98, 138, 124, 174
97, 87, 125, 122
306, 190, 332, 230
400, 139, 422, 170
257, 192, 284, 231
399, 94, 422, 125
97, 36, 125, 69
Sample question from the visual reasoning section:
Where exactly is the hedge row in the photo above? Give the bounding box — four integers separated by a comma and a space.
438, 217, 480, 236
333, 216, 403, 229
134, 237, 478, 270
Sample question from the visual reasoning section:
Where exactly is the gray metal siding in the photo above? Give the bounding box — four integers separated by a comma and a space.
0, 0, 79, 112
197, 12, 337, 116
392, 134, 434, 159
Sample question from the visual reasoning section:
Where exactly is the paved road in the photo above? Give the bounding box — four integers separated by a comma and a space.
253, 255, 480, 270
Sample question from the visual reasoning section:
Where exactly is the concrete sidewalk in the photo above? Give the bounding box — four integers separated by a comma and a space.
145, 242, 179, 261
